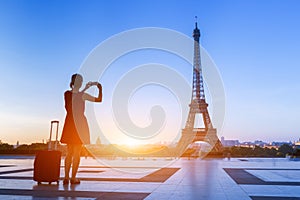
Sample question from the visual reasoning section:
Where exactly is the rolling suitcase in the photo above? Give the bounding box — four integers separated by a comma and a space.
33, 120, 61, 184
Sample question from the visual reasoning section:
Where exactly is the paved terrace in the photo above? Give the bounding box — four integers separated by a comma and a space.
1, 156, 300, 199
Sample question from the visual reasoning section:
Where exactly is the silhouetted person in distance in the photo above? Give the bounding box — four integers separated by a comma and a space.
60, 74, 102, 185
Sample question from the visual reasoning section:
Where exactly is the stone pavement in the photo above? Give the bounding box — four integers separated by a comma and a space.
1, 156, 300, 199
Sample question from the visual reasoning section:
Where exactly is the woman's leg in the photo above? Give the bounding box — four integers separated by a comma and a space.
64, 144, 74, 180
71, 144, 82, 181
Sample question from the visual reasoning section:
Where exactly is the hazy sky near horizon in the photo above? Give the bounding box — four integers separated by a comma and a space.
0, 0, 300, 144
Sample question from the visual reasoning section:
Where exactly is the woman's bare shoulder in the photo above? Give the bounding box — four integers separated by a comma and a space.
64, 90, 72, 96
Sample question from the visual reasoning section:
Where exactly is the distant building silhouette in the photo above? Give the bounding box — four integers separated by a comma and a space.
96, 137, 101, 145
221, 136, 239, 147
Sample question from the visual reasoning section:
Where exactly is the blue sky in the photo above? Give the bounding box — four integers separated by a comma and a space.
0, 0, 300, 144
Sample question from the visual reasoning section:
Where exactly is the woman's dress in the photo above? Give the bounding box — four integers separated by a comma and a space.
60, 91, 90, 145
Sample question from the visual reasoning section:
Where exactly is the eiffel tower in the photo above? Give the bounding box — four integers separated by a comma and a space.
177, 21, 223, 156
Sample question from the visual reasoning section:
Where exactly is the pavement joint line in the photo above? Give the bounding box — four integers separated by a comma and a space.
0, 168, 33, 175
231, 168, 300, 171
250, 196, 300, 200
69, 165, 166, 169
0, 188, 150, 199
0, 167, 180, 183
0, 165, 15, 168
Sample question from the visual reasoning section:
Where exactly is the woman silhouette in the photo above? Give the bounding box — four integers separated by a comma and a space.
60, 74, 102, 184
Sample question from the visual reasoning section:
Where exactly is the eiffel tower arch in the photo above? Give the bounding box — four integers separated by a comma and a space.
176, 21, 223, 156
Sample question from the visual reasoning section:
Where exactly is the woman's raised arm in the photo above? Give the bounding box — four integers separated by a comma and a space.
82, 82, 102, 102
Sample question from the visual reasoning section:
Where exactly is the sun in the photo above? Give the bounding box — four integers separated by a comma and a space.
122, 138, 141, 148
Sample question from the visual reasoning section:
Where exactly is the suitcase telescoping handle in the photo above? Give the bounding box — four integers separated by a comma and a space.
49, 120, 59, 150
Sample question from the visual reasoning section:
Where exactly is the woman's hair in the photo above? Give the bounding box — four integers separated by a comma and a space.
70, 73, 83, 88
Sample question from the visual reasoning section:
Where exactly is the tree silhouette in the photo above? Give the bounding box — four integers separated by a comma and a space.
278, 144, 293, 155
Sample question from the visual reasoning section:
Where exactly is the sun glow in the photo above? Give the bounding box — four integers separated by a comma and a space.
110, 139, 168, 155
121, 138, 142, 147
